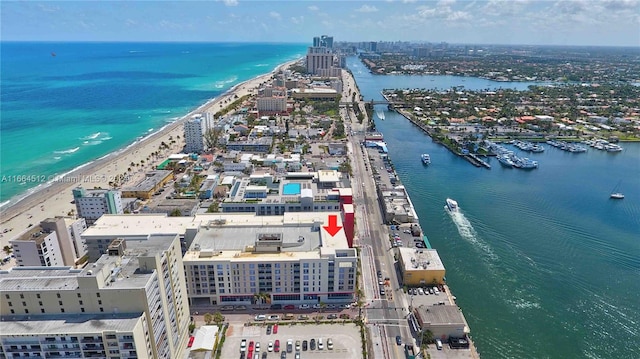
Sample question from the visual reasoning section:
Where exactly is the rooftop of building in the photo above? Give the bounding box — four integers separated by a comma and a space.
121, 170, 173, 193
81, 214, 200, 238
398, 248, 445, 272
0, 312, 144, 334
183, 211, 351, 262
414, 304, 467, 326
1, 234, 178, 292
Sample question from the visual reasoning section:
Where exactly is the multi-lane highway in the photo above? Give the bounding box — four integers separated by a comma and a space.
341, 71, 415, 359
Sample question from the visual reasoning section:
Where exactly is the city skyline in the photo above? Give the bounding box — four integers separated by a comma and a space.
1, 0, 639, 47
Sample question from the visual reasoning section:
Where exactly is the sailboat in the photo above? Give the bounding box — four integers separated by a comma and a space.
610, 181, 624, 199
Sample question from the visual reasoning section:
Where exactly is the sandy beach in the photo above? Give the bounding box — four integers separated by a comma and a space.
0, 59, 299, 249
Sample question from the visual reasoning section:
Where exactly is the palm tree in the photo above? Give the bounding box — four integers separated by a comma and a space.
3, 245, 12, 256
212, 311, 225, 326
203, 313, 213, 325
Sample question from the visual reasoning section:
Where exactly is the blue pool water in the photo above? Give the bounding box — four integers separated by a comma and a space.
282, 183, 301, 195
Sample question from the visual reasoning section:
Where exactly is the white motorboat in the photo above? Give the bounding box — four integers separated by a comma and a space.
421, 153, 431, 165
445, 198, 459, 212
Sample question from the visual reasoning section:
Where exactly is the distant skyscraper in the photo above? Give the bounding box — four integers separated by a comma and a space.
305, 46, 334, 75
312, 35, 333, 49
321, 35, 334, 49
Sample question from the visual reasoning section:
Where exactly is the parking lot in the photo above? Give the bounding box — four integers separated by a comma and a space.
222, 323, 363, 359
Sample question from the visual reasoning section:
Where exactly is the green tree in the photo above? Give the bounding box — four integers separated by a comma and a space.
3, 245, 12, 255
207, 203, 219, 213
212, 311, 225, 326
169, 208, 182, 217
203, 313, 213, 325
204, 128, 225, 152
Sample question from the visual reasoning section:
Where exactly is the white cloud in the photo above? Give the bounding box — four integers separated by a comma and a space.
223, 0, 239, 6
438, 0, 456, 7
356, 5, 379, 13
447, 11, 471, 21
38, 4, 60, 13
269, 11, 281, 20
308, 5, 319, 11
290, 16, 304, 24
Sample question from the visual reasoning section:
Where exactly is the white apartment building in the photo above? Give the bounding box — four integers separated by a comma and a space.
183, 212, 357, 306
10, 217, 87, 267
184, 117, 204, 153
73, 187, 123, 225
0, 234, 190, 359
256, 96, 287, 113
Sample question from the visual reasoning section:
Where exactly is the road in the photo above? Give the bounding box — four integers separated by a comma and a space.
341, 70, 416, 359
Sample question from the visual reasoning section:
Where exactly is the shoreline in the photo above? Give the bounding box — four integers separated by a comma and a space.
0, 59, 300, 247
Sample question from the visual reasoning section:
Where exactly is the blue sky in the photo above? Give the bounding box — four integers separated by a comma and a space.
1, 0, 639, 46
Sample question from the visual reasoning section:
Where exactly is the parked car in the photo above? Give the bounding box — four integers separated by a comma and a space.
266, 325, 272, 335
255, 342, 261, 352
280, 351, 286, 359
396, 336, 402, 345
312, 303, 322, 309
283, 304, 295, 310
254, 315, 266, 321
268, 315, 280, 321
327, 338, 334, 350
310, 339, 316, 350
270, 304, 282, 310
286, 339, 293, 353
274, 340, 280, 352
299, 304, 310, 309
327, 314, 338, 319
240, 339, 247, 352
273, 324, 278, 334
295, 340, 301, 351
298, 314, 309, 320
302, 340, 308, 351
268, 342, 274, 352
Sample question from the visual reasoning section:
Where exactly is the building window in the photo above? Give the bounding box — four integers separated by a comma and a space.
77, 293, 82, 298
20, 294, 24, 299
61, 308, 65, 313
58, 301, 63, 305
57, 293, 61, 298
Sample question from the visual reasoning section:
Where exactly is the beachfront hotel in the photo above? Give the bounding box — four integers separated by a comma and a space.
10, 217, 87, 268
0, 234, 190, 359
73, 187, 123, 225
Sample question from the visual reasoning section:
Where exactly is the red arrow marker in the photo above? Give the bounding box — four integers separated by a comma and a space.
323, 214, 342, 237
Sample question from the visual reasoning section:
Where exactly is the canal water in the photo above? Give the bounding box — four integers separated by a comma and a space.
347, 57, 640, 359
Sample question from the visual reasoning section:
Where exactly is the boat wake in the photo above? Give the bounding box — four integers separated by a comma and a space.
447, 207, 497, 260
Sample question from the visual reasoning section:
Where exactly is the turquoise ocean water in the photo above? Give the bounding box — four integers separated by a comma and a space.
0, 42, 306, 205
348, 57, 639, 359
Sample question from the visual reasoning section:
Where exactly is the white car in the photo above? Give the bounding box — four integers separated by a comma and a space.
254, 314, 266, 321
240, 339, 247, 352
268, 341, 274, 352
268, 314, 280, 321
312, 303, 322, 309
255, 342, 261, 352
299, 304, 310, 309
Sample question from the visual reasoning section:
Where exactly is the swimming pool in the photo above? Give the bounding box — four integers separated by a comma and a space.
282, 183, 301, 195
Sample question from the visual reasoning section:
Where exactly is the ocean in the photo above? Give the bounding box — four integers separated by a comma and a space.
0, 42, 306, 205
347, 57, 640, 358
